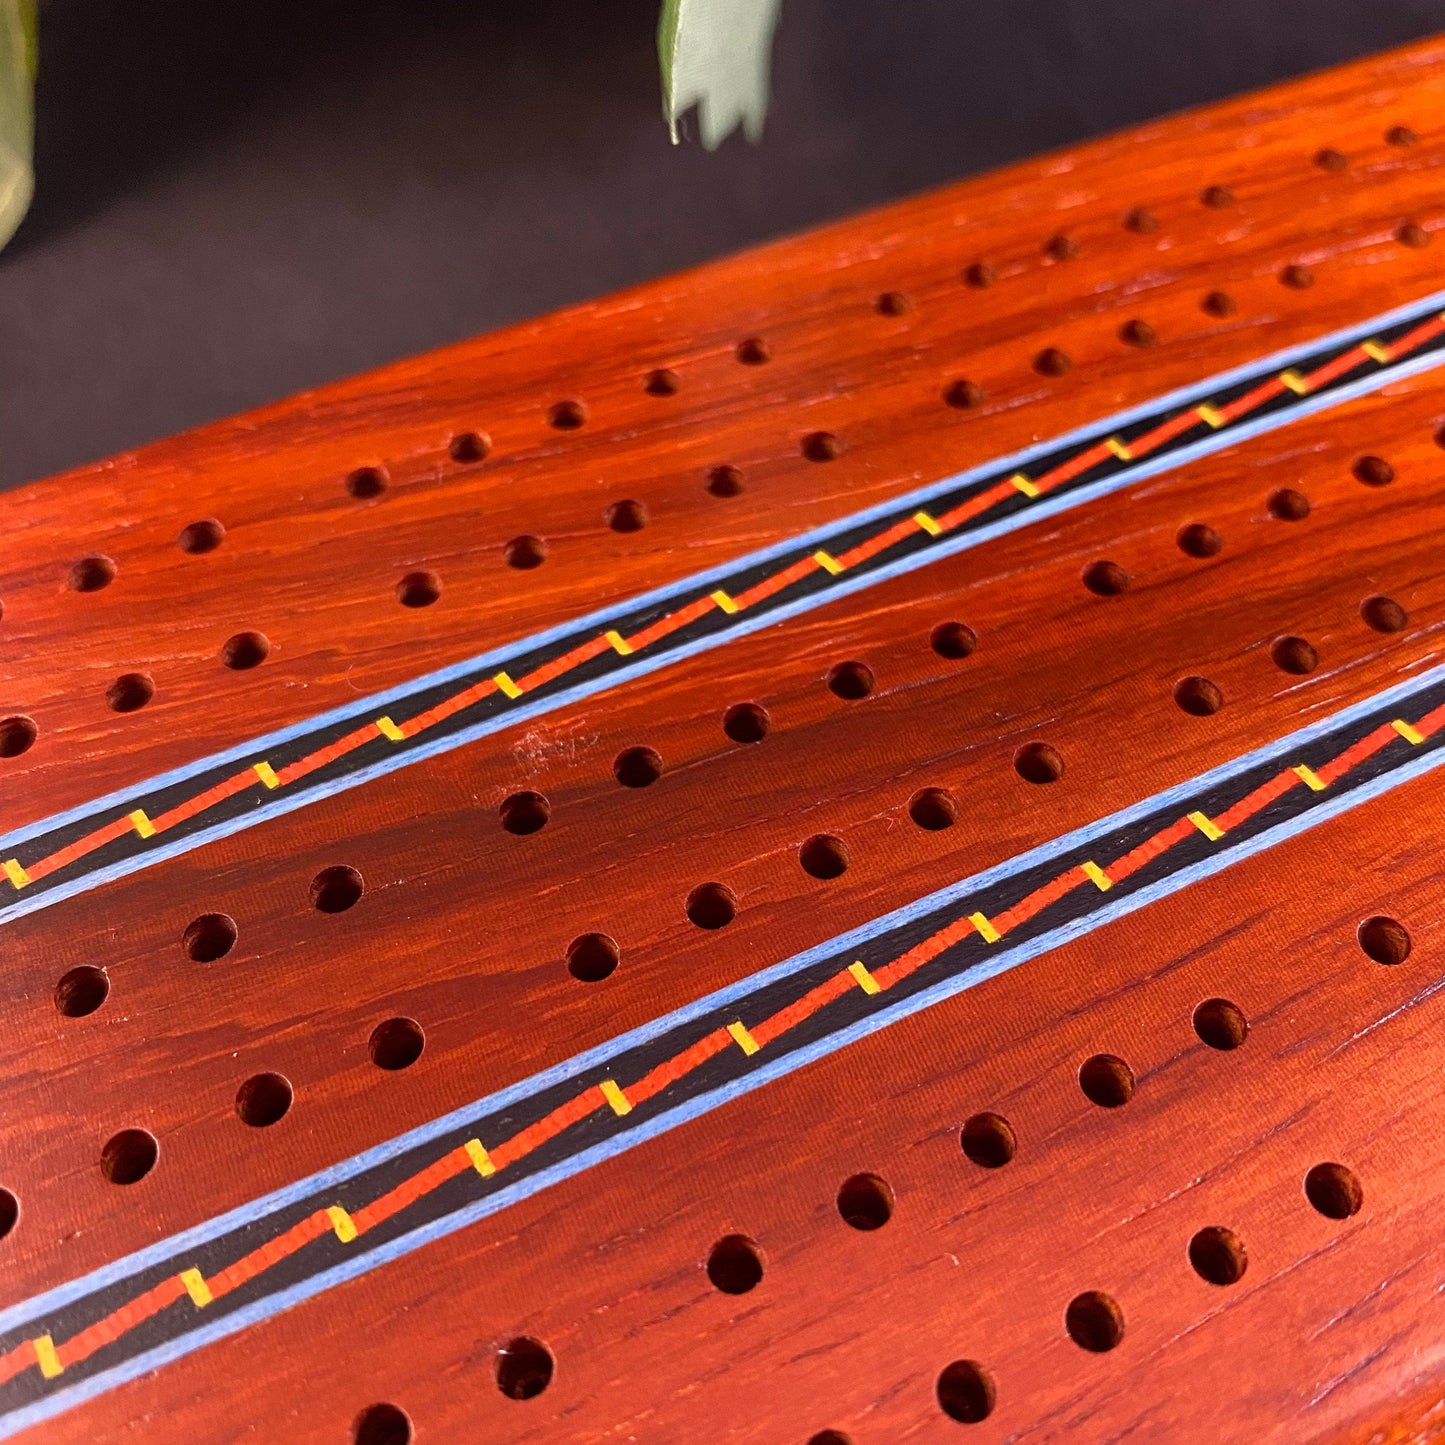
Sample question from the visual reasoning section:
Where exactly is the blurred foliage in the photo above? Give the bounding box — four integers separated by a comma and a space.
0, 0, 35, 252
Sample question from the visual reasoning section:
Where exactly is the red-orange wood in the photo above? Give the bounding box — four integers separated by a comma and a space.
4, 33, 1445, 1445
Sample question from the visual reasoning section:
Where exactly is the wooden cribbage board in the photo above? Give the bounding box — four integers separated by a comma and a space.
4, 35, 1445, 1445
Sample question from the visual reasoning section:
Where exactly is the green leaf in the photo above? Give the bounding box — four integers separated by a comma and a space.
0, 0, 35, 253
658, 0, 782, 150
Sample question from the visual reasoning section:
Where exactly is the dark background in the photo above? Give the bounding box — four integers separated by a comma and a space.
1, 0, 1440, 491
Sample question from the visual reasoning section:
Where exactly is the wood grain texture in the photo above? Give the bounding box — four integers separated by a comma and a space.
4, 32, 1445, 1445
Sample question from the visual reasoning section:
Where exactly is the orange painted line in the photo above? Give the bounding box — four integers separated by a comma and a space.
1033, 441, 1113, 494
1217, 376, 1287, 423
932, 480, 1018, 532
990, 868, 1087, 933
515, 633, 613, 692
399, 675, 500, 735
0, 1340, 36, 1389
490, 1090, 600, 1171
1409, 700, 1445, 736
1314, 724, 1399, 788
350, 1147, 472, 1235
1388, 313, 1445, 358
1125, 406, 1209, 456
23, 814, 133, 882
207, 1212, 331, 1300
732, 556, 820, 611
835, 518, 920, 570
751, 969, 856, 1049
148, 769, 258, 833
622, 595, 717, 653
1209, 769, 1299, 832
1105, 816, 1195, 884
627, 1029, 732, 1106
275, 723, 379, 787
1300, 343, 1372, 390
873, 912, 982, 989
56, 1276, 187, 1370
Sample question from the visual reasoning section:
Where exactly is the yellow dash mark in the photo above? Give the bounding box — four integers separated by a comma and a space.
179, 1267, 213, 1309
252, 761, 280, 789
375, 716, 405, 743
1187, 811, 1224, 842
492, 671, 523, 699
1196, 404, 1226, 429
3, 859, 29, 890
912, 510, 942, 537
1391, 718, 1426, 745
710, 589, 739, 615
848, 960, 881, 995
726, 1020, 761, 1056
604, 629, 633, 656
1279, 368, 1309, 396
1009, 472, 1040, 499
812, 550, 844, 576
128, 809, 156, 840
968, 912, 1001, 944
1105, 436, 1133, 461
326, 1205, 358, 1244
599, 1079, 632, 1116
32, 1336, 61, 1380
1292, 764, 1326, 792
1362, 339, 1391, 364
464, 1138, 497, 1178
1080, 860, 1113, 892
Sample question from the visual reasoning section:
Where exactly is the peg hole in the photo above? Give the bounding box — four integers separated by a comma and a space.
0, 716, 35, 757
106, 672, 154, 713
687, 882, 737, 930
1386, 125, 1418, 146
613, 746, 663, 788
1305, 1162, 1362, 1219
827, 661, 874, 700
1192, 998, 1248, 1050
500, 791, 550, 835
310, 865, 363, 914
1200, 184, 1234, 208
1270, 636, 1318, 675
1357, 915, 1410, 966
936, 1360, 996, 1423
1014, 741, 1063, 784
496, 1337, 554, 1400
1396, 222, 1430, 249
1065, 1291, 1125, 1351
1173, 676, 1223, 717
1033, 347, 1072, 377
962, 262, 995, 288
1119, 318, 1156, 348
800, 834, 849, 880
1188, 1226, 1248, 1285
220, 631, 270, 669
707, 464, 744, 497
1123, 207, 1158, 234
1201, 290, 1237, 317
0, 1191, 15, 1242
909, 787, 958, 831
55, 965, 109, 1018
447, 431, 490, 464
736, 337, 771, 365
547, 399, 586, 430
1079, 1054, 1134, 1107
1082, 560, 1129, 596
101, 1129, 158, 1186
1314, 147, 1347, 172
396, 571, 440, 608
1352, 455, 1394, 486
235, 1072, 293, 1128
875, 290, 911, 316
723, 702, 770, 743
802, 431, 841, 463
69, 554, 116, 592
345, 467, 387, 500
1280, 264, 1315, 289
566, 933, 619, 983
178, 518, 225, 554
1361, 595, 1407, 633
1267, 488, 1310, 521
353, 1403, 411, 1445
644, 368, 680, 397
836, 1173, 893, 1230
504, 534, 547, 570
184, 913, 237, 963
1177, 522, 1222, 558
943, 379, 985, 410
930, 621, 977, 659
706, 1234, 764, 1293
369, 1017, 425, 1071
604, 498, 648, 533
961, 1112, 1016, 1169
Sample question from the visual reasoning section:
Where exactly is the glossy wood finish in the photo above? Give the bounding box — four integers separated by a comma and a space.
4, 34, 1445, 1445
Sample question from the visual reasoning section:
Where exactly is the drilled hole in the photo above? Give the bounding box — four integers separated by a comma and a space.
707, 464, 744, 497
1014, 741, 1063, 784
930, 620, 977, 659
686, 881, 737, 930
723, 701, 770, 743
55, 965, 109, 1018
1189, 1225, 1247, 1285
1201, 290, 1237, 317
310, 864, 363, 913
706, 1234, 763, 1293
1065, 1290, 1125, 1351
1305, 1161, 1362, 1219
395, 571, 440, 608
836, 1172, 893, 1230
1314, 147, 1347, 172
220, 631, 269, 669
504, 534, 548, 569
1280, 264, 1315, 290
566, 933, 619, 983
802, 431, 841, 462
604, 498, 648, 533
1123, 206, 1158, 234
962, 261, 995, 288
235, 1072, 293, 1128
346, 467, 387, 500
1361, 595, 1407, 633
936, 1360, 996, 1423
101, 1129, 157, 1185
1396, 221, 1430, 249
178, 518, 225, 554
500, 791, 550, 835
800, 834, 849, 880
496, 1336, 554, 1400
943, 379, 985, 410
1119, 318, 1156, 348
70, 554, 117, 593
1173, 676, 1223, 717
1358, 915, 1410, 966
875, 290, 911, 316
448, 431, 490, 463
1352, 455, 1395, 487
736, 337, 771, 365
183, 913, 237, 963
369, 1017, 425, 1071
909, 787, 958, 831
613, 745, 663, 788
1082, 560, 1129, 596
1271, 635, 1318, 674
1177, 522, 1222, 558
353, 1403, 412, 1445
827, 660, 874, 700
1387, 124, 1418, 146
1079, 1054, 1134, 1107
106, 672, 154, 713
1267, 488, 1310, 521
1033, 347, 1072, 377
1045, 232, 1078, 262
809, 1433, 854, 1445
644, 368, 680, 397
0, 716, 36, 758
1193, 997, 1248, 1050
547, 399, 586, 430
0, 1190, 16, 1242
1200, 184, 1234, 208
961, 1112, 1016, 1169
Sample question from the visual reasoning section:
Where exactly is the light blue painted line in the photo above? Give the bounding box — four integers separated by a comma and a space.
5, 284, 1443, 859
3, 727, 1440, 1442
3, 657, 1443, 1336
